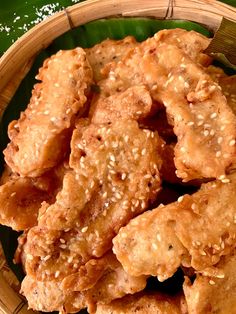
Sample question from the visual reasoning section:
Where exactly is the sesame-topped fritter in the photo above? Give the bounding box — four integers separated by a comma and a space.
113, 173, 236, 281
85, 36, 138, 82
21, 251, 147, 313
99, 29, 236, 181
4, 48, 93, 177
23, 119, 163, 281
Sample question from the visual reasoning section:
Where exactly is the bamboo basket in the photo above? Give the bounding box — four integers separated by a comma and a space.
0, 0, 236, 313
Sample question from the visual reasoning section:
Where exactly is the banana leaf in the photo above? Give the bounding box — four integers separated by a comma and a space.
0, 8, 233, 314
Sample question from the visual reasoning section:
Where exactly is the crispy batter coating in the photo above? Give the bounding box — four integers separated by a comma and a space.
85, 36, 138, 82
90, 86, 153, 124
99, 30, 236, 181
0, 162, 68, 231
21, 252, 147, 313
39, 119, 163, 231
183, 251, 236, 314
0, 178, 52, 231
113, 174, 236, 281
24, 120, 163, 281
96, 292, 187, 314
4, 48, 93, 177
100, 29, 211, 97
153, 28, 211, 66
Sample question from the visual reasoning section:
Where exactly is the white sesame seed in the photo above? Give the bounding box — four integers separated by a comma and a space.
217, 137, 223, 144
209, 280, 215, 285
218, 175, 226, 180
216, 151, 221, 157
210, 112, 217, 119
221, 178, 230, 184
178, 196, 184, 203
81, 226, 88, 233
55, 271, 60, 278
204, 130, 209, 137
60, 244, 67, 249
229, 139, 235, 146
141, 148, 146, 156
197, 114, 204, 120
121, 173, 127, 180
187, 121, 194, 126
152, 243, 158, 250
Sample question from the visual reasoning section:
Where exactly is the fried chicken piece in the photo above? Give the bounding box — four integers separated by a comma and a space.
183, 251, 236, 314
85, 36, 138, 82
24, 120, 163, 280
99, 30, 236, 181
21, 252, 147, 313
90, 86, 154, 124
113, 174, 236, 281
96, 292, 187, 314
0, 161, 68, 231
218, 75, 236, 115
4, 48, 93, 177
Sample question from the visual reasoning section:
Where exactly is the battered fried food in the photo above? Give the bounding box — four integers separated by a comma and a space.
95, 292, 187, 314
21, 252, 147, 313
0, 177, 52, 231
113, 174, 236, 281
85, 36, 138, 82
1, 29, 236, 314
4, 48, 93, 177
0, 161, 68, 231
39, 119, 163, 231
23, 120, 163, 281
183, 251, 236, 314
99, 30, 236, 181
90, 86, 153, 124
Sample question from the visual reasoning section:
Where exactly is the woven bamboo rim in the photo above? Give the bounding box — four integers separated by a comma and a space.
0, 0, 236, 313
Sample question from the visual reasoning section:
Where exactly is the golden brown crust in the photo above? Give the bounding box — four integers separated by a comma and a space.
4, 48, 93, 177
85, 36, 138, 82
95, 292, 187, 314
99, 30, 236, 181
183, 251, 236, 314
90, 85, 153, 124
23, 120, 163, 282
21, 252, 147, 313
113, 174, 236, 280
